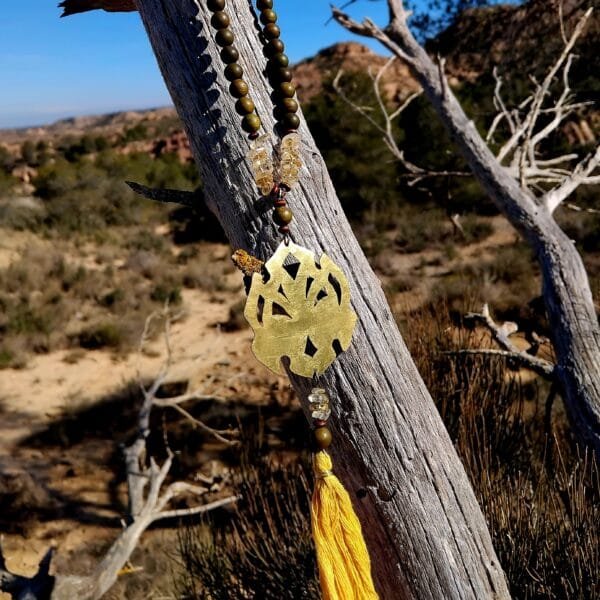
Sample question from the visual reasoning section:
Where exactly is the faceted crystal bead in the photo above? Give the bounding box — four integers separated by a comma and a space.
308, 388, 331, 421
248, 134, 274, 195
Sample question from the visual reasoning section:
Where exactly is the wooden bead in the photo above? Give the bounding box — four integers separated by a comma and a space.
242, 114, 261, 133
215, 29, 234, 47
276, 67, 293, 82
207, 0, 225, 11
229, 79, 249, 98
314, 427, 333, 449
273, 206, 293, 225
278, 225, 290, 234
263, 23, 280, 39
210, 11, 230, 29
264, 39, 284, 57
220, 46, 239, 64
281, 113, 300, 130
279, 82, 296, 98
235, 97, 256, 115
281, 98, 299, 113
260, 9, 277, 24
224, 63, 243, 81
270, 53, 289, 68
256, 0, 273, 8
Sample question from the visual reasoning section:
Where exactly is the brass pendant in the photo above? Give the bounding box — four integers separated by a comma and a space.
244, 241, 357, 377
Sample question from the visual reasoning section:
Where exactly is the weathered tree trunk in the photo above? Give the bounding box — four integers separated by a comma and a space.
372, 9, 600, 454
134, 1, 510, 598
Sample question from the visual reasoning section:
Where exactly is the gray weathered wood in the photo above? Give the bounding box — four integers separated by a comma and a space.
132, 1, 511, 598
333, 0, 600, 455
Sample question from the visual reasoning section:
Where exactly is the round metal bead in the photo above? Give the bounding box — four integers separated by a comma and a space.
224, 63, 243, 81
281, 113, 300, 130
264, 39, 284, 57
279, 82, 296, 98
270, 53, 289, 68
314, 427, 333, 449
229, 79, 249, 98
210, 11, 230, 29
235, 97, 256, 115
242, 114, 261, 134
220, 46, 239, 64
256, 0, 273, 8
215, 29, 235, 47
281, 98, 299, 113
273, 206, 293, 225
260, 9, 277, 24
207, 0, 225, 11
263, 23, 280, 39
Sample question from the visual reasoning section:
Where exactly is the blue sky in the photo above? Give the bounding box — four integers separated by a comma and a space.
0, 0, 394, 128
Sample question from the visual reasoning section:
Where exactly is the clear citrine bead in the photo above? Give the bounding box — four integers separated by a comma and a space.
248, 134, 274, 195
308, 388, 331, 421
278, 133, 302, 189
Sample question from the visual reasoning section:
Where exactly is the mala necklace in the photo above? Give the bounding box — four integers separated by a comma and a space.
208, 1, 379, 598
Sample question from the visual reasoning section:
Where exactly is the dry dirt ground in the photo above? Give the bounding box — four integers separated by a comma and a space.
0, 215, 530, 597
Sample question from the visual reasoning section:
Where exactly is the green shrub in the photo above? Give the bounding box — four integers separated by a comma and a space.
77, 322, 123, 350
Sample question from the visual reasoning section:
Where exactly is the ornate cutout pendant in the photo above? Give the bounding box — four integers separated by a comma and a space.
244, 241, 357, 377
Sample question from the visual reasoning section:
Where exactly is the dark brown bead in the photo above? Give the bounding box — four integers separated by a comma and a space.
220, 46, 239, 64
273, 199, 287, 208
313, 419, 328, 428
256, 0, 273, 8
276, 67, 293, 82
260, 9, 277, 24
279, 82, 296, 98
241, 113, 261, 133
224, 63, 243, 81
273, 206, 293, 225
314, 427, 333, 449
281, 98, 299, 113
229, 79, 249, 98
248, 132, 260, 140
210, 11, 230, 29
263, 23, 280, 39
215, 29, 234, 47
207, 0, 225, 11
278, 225, 290, 234
264, 39, 284, 57
235, 96, 255, 115
281, 113, 300, 130
270, 53, 289, 68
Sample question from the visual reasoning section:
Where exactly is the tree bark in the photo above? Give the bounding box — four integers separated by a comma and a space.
134, 1, 510, 598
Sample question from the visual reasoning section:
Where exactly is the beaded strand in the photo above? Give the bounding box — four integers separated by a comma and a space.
207, 0, 302, 237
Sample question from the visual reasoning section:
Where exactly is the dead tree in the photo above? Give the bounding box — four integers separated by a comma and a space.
111, 1, 514, 598
0, 309, 238, 600
333, 1, 600, 455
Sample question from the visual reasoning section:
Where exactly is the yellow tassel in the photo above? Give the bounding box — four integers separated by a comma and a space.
311, 450, 379, 600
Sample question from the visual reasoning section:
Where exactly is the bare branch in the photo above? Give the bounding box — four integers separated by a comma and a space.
444, 348, 554, 378
462, 304, 555, 379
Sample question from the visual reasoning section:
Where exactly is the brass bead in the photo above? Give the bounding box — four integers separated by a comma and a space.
260, 9, 277, 24
207, 0, 225, 11
242, 114, 261, 134
229, 79, 249, 98
281, 98, 299, 113
264, 39, 284, 57
235, 96, 256, 115
215, 29, 235, 47
256, 0, 272, 8
220, 46, 239, 64
263, 23, 280, 39
224, 63, 243, 81
314, 427, 333, 449
281, 113, 300, 130
270, 53, 289, 68
273, 206, 293, 225
210, 11, 230, 29
279, 82, 296, 98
